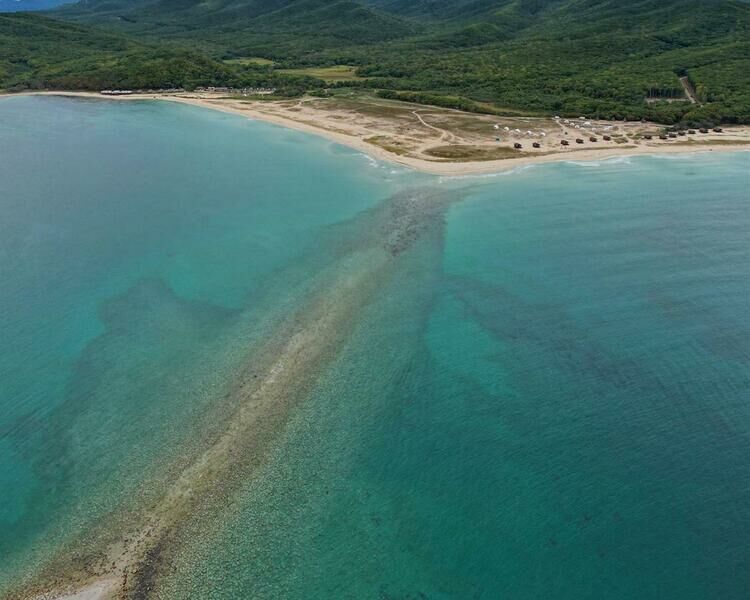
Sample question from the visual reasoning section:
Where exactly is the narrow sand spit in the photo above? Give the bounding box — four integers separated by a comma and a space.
12, 189, 453, 600
4, 91, 749, 176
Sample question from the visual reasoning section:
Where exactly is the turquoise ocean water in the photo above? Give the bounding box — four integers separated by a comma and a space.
1, 96, 749, 598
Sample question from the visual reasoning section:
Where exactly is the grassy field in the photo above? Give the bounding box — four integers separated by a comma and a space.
223, 57, 275, 66
364, 135, 411, 155
278, 65, 364, 82
424, 145, 528, 161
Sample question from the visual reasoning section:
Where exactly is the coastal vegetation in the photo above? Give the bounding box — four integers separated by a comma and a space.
1, 0, 749, 124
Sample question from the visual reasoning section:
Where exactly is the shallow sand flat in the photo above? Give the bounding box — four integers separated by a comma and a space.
34, 579, 117, 600
5, 91, 749, 176
9, 185, 453, 599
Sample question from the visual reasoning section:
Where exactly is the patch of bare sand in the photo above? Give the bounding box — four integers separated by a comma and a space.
33, 579, 118, 600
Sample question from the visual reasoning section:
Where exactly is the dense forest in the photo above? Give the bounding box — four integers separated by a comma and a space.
1, 0, 749, 124
0, 13, 319, 93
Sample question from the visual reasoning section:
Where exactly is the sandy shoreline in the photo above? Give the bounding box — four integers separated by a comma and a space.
3, 90, 748, 176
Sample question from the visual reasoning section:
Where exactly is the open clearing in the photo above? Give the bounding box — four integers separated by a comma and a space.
277, 65, 365, 82
223, 57, 275, 66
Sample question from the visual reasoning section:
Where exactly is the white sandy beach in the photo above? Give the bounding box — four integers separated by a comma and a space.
5, 91, 749, 176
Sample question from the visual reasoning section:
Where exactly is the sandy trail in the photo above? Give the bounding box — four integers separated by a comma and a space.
412, 110, 455, 143
680, 76, 699, 104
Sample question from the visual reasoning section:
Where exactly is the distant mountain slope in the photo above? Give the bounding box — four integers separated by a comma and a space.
362, 0, 538, 21
60, 0, 418, 41
5, 0, 747, 123
0, 12, 314, 91
0, 0, 75, 11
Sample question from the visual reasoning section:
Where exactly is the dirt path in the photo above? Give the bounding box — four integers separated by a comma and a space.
412, 110, 455, 142
680, 76, 698, 104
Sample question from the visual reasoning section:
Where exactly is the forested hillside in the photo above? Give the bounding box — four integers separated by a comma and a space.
0, 12, 317, 92
2, 0, 748, 124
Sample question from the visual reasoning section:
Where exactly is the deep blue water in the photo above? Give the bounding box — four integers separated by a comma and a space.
1, 96, 749, 599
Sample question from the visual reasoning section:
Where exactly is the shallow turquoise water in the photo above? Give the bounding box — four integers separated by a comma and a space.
1, 97, 749, 598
